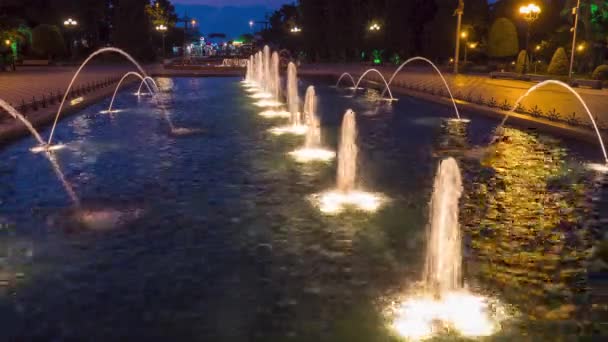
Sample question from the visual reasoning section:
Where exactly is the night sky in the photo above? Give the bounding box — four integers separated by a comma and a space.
173, 0, 292, 39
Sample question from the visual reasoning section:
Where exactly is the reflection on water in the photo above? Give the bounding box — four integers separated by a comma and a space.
0, 78, 604, 340
463, 128, 592, 323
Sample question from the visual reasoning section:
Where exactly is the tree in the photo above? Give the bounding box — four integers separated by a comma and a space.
112, 0, 155, 60
515, 50, 529, 73
31, 24, 66, 59
487, 17, 519, 58
548, 47, 569, 75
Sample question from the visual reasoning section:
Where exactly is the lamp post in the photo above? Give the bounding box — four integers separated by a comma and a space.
156, 24, 168, 58
519, 3, 541, 74
453, 0, 464, 73
63, 18, 78, 59
568, 0, 581, 79
461, 31, 469, 65
249, 20, 254, 33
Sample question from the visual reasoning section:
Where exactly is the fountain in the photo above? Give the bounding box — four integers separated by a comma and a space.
352, 69, 396, 101
1, 99, 78, 205
311, 110, 384, 213
105, 72, 155, 114
335, 73, 359, 89
47, 47, 149, 147
424, 157, 463, 295
389, 158, 507, 340
269, 62, 307, 135
257, 50, 289, 117
380, 57, 463, 120
136, 76, 159, 96
496, 80, 608, 170
288, 86, 335, 162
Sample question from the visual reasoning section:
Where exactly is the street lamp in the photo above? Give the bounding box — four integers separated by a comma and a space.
569, 0, 581, 79
461, 31, 469, 65
155, 24, 168, 58
4, 39, 11, 46
290, 26, 302, 33
519, 3, 541, 74
249, 20, 254, 31
63, 18, 78, 59
369, 23, 381, 31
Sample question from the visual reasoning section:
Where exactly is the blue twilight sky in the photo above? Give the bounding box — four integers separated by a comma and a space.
173, 0, 293, 39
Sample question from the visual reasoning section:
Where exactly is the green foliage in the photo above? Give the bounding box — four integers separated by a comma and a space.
487, 18, 519, 58
515, 50, 529, 73
592, 64, 608, 80
548, 47, 569, 75
31, 24, 65, 58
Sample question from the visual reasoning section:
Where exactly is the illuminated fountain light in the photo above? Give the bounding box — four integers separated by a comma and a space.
249, 92, 273, 99
268, 124, 308, 136
311, 190, 385, 214
259, 110, 291, 118
288, 148, 336, 163
446, 118, 470, 123
170, 127, 206, 136
99, 109, 126, 114
255, 99, 284, 108
311, 110, 386, 214
289, 86, 336, 163
30, 144, 67, 153
387, 158, 510, 340
586, 163, 608, 173
389, 290, 508, 340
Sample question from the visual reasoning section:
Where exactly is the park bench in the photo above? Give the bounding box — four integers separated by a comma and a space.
489, 71, 519, 80
20, 59, 50, 66
570, 79, 603, 90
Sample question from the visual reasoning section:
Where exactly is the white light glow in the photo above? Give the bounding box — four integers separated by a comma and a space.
255, 99, 283, 107
70, 97, 84, 105
447, 118, 471, 123
389, 291, 508, 340
99, 109, 125, 114
586, 163, 608, 173
250, 92, 273, 99
170, 127, 205, 136
30, 144, 67, 153
259, 110, 291, 118
311, 190, 386, 214
268, 125, 308, 136
288, 148, 336, 163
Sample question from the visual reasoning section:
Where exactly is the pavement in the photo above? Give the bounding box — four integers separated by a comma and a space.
0, 65, 138, 106
300, 63, 608, 129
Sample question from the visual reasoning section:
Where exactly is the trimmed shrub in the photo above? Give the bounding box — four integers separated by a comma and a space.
515, 50, 529, 73
488, 18, 519, 58
547, 47, 569, 75
592, 65, 608, 80
32, 24, 65, 59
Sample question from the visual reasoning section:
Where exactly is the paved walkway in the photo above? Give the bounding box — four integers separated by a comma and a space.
0, 65, 143, 107
300, 64, 608, 128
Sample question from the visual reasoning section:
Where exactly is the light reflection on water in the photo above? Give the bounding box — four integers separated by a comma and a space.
0, 78, 603, 340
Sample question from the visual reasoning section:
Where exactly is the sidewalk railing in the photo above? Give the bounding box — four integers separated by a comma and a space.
0, 76, 121, 120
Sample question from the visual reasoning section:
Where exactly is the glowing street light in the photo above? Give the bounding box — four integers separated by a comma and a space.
576, 43, 585, 53
63, 18, 78, 59
4, 39, 10, 46
63, 18, 78, 27
155, 24, 168, 58
191, 19, 197, 26
369, 23, 381, 31
290, 26, 302, 33
519, 3, 541, 74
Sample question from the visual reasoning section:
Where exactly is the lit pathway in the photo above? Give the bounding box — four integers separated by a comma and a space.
300, 63, 608, 128
0, 65, 139, 106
